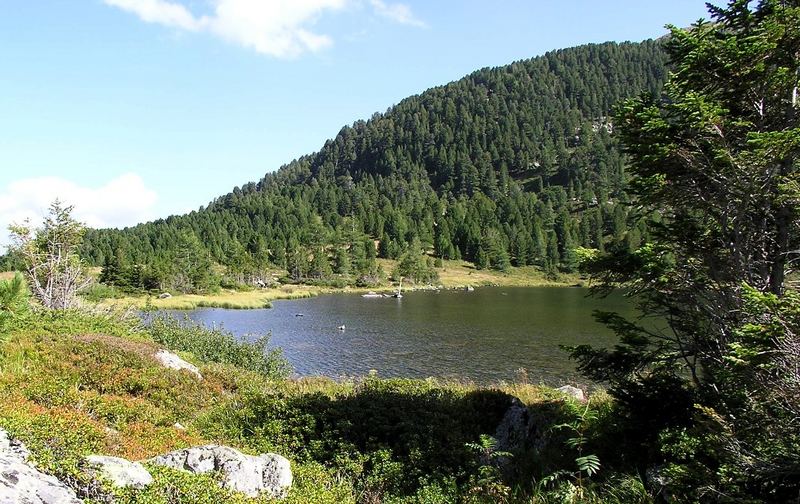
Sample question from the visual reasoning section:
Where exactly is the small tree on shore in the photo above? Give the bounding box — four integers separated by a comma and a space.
8, 200, 91, 310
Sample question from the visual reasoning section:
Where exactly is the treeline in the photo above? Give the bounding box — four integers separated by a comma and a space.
79, 41, 667, 293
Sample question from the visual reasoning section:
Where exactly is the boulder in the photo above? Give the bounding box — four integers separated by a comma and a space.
494, 397, 530, 455
646, 465, 675, 502
492, 397, 531, 474
149, 445, 292, 499
492, 396, 552, 461
158, 292, 172, 299
154, 350, 202, 380
0, 429, 29, 462
83, 455, 152, 489
0, 429, 82, 504
556, 385, 586, 402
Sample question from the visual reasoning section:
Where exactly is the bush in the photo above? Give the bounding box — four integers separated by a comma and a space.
0, 396, 106, 487
147, 315, 290, 380
196, 377, 513, 500
116, 465, 254, 504
0, 273, 28, 333
5, 308, 141, 340
78, 282, 125, 302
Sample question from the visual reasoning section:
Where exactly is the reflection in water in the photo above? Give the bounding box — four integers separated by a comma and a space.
179, 287, 639, 385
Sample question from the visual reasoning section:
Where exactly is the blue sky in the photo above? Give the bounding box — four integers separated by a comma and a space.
0, 0, 711, 242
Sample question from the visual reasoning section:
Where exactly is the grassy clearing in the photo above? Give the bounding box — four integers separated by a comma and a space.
102, 285, 322, 310
432, 260, 583, 288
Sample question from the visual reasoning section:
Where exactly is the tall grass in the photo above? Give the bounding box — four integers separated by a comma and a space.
146, 315, 290, 380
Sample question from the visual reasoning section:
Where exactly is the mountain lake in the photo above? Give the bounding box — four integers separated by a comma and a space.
176, 286, 645, 385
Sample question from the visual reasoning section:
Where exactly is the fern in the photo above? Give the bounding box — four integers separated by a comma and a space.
538, 401, 602, 494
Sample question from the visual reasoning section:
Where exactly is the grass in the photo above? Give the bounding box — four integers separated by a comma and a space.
97, 260, 583, 310
431, 260, 583, 288
102, 285, 321, 310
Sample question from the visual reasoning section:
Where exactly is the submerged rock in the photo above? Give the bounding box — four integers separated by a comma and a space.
0, 429, 82, 504
83, 455, 152, 489
149, 445, 292, 499
154, 349, 202, 380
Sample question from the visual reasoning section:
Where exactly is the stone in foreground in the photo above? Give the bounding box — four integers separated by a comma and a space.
154, 349, 202, 380
0, 429, 82, 504
84, 455, 153, 489
149, 445, 292, 499
556, 385, 586, 402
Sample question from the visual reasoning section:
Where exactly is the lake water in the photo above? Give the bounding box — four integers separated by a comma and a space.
179, 287, 639, 385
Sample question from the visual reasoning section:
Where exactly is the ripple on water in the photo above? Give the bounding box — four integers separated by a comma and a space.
177, 287, 640, 385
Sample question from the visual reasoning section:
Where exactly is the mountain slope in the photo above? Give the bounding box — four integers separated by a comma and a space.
81, 40, 668, 291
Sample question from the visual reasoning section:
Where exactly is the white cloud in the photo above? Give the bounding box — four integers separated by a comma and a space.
0, 173, 158, 248
104, 0, 425, 58
207, 0, 346, 57
104, 0, 202, 31
369, 0, 425, 27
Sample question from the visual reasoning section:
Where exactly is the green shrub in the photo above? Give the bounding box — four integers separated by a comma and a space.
0, 399, 105, 486
115, 465, 255, 504
147, 315, 290, 380
5, 308, 141, 340
285, 462, 357, 504
196, 377, 513, 500
0, 273, 28, 335
78, 282, 126, 302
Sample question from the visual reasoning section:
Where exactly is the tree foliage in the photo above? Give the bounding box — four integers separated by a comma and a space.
572, 1, 800, 499
8, 201, 91, 309
77, 41, 668, 288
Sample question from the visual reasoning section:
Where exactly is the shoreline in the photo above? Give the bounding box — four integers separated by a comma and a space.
97, 260, 584, 310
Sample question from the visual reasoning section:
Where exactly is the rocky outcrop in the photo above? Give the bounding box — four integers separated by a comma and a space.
556, 385, 586, 402
83, 455, 152, 490
149, 445, 292, 499
1, 428, 293, 501
154, 349, 202, 380
0, 429, 82, 504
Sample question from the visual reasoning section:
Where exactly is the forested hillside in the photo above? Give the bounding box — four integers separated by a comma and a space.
80, 40, 668, 292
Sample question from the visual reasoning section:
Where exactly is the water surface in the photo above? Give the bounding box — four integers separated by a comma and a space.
181, 287, 639, 384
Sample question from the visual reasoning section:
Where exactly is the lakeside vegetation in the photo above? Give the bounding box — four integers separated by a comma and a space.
93, 259, 581, 310
0, 303, 640, 503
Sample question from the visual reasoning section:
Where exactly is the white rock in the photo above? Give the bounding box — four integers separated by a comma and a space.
556, 385, 586, 402
0, 429, 82, 504
149, 445, 292, 499
154, 350, 202, 380
0, 429, 29, 462
84, 455, 153, 489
